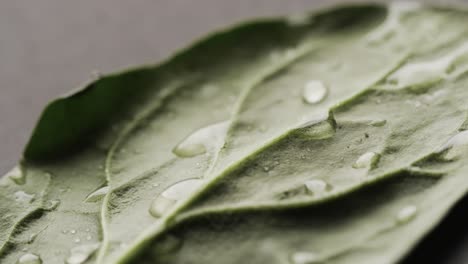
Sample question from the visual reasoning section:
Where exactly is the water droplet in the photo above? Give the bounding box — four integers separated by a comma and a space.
62, 230, 68, 234
263, 166, 270, 172
8, 166, 25, 185
304, 179, 330, 196
173, 121, 230, 158
149, 196, 176, 218
85, 228, 90, 232
396, 205, 417, 224
298, 113, 335, 140
74, 238, 81, 243
352, 152, 380, 169
438, 130, 468, 160
149, 178, 204, 218
14, 191, 35, 203
70, 230, 76, 234
302, 80, 327, 104
84, 186, 109, 203
65, 243, 100, 264
369, 119, 387, 127
290, 251, 321, 264
17, 253, 42, 264
86, 235, 92, 241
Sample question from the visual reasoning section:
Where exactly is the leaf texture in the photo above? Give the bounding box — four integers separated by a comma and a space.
2, 3, 468, 264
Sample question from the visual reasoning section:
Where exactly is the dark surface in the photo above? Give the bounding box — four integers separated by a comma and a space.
0, 1, 467, 263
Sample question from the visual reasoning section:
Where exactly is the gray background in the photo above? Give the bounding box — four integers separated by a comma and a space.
0, 1, 467, 263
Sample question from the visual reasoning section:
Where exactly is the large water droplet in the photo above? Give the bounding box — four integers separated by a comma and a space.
8, 166, 25, 185
173, 121, 229, 158
17, 253, 42, 264
438, 131, 468, 160
65, 243, 100, 264
84, 186, 109, 203
149, 178, 204, 218
304, 179, 330, 196
396, 205, 417, 224
290, 251, 322, 264
149, 196, 176, 218
297, 112, 335, 140
14, 191, 35, 203
302, 80, 327, 104
352, 152, 380, 169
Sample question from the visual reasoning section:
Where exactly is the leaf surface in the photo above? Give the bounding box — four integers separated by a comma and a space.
2, 3, 468, 264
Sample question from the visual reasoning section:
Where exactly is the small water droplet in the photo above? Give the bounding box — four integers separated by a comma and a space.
304, 179, 330, 196
85, 228, 90, 232
66, 243, 100, 264
263, 166, 270, 172
62, 230, 68, 234
84, 186, 109, 203
86, 235, 92, 241
14, 191, 35, 203
396, 205, 417, 224
352, 152, 380, 169
8, 166, 25, 185
70, 230, 76, 234
17, 253, 42, 264
302, 80, 327, 104
173, 121, 229, 158
149, 179, 204, 218
290, 251, 321, 264
74, 238, 81, 243
369, 119, 387, 127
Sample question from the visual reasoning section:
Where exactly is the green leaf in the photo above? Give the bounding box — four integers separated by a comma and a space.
2, 3, 468, 264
